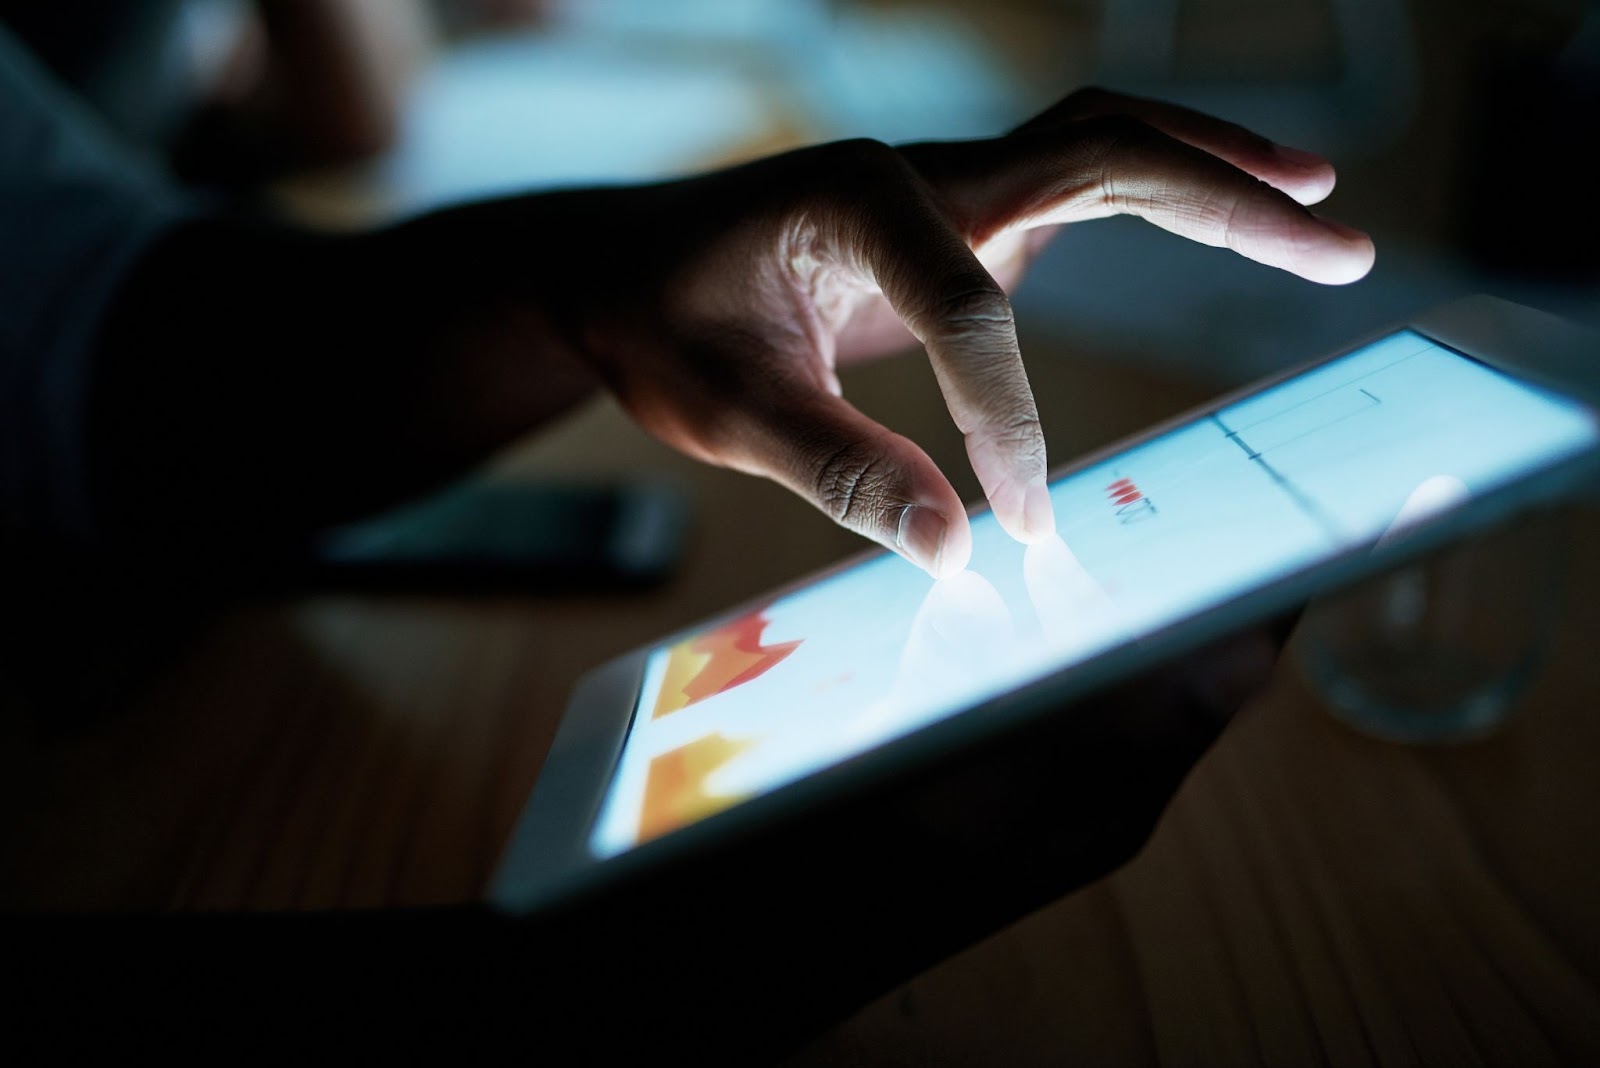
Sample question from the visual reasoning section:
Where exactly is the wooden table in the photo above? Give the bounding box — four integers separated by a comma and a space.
4, 332, 1597, 1065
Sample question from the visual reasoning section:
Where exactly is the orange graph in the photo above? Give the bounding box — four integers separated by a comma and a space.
638, 733, 753, 844
650, 605, 801, 719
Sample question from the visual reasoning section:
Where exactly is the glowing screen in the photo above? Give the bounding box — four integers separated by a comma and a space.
591, 332, 1598, 857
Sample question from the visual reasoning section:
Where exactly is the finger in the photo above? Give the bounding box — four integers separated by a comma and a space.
935, 117, 1373, 286
831, 142, 1056, 544
1012, 85, 1336, 206
716, 371, 974, 578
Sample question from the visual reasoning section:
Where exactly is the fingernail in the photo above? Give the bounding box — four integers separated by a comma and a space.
897, 505, 947, 577
1022, 480, 1056, 541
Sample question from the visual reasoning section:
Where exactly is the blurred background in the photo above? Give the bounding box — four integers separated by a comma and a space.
174, 0, 1600, 387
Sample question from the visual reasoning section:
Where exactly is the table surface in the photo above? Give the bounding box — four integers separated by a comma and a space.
3, 331, 1596, 1065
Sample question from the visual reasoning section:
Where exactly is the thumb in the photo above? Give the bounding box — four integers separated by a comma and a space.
717, 375, 974, 578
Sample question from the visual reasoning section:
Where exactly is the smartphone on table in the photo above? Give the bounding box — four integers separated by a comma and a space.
294, 477, 689, 594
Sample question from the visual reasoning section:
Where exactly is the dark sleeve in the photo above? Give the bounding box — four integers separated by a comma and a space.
0, 20, 192, 543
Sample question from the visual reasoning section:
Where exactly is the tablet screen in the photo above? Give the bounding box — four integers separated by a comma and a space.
590, 331, 1597, 857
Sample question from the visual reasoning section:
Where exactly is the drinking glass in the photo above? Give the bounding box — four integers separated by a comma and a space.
1294, 506, 1570, 743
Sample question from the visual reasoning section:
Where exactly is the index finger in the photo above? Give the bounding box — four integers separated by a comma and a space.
828, 141, 1057, 545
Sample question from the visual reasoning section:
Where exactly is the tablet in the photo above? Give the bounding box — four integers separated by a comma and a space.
488, 297, 1598, 1044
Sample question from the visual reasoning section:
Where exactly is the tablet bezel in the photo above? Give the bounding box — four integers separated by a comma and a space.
489, 293, 1600, 915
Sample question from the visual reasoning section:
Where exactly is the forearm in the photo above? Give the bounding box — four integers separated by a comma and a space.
86, 202, 600, 558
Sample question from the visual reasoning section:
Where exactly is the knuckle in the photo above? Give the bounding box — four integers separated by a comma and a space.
1067, 115, 1159, 205
1160, 185, 1238, 237
806, 138, 914, 220
933, 286, 1015, 332
998, 409, 1046, 448
1219, 188, 1253, 242
978, 410, 1047, 464
810, 438, 898, 527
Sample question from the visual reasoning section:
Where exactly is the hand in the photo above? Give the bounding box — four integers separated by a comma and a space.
545, 88, 1374, 578
84, 91, 1372, 577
